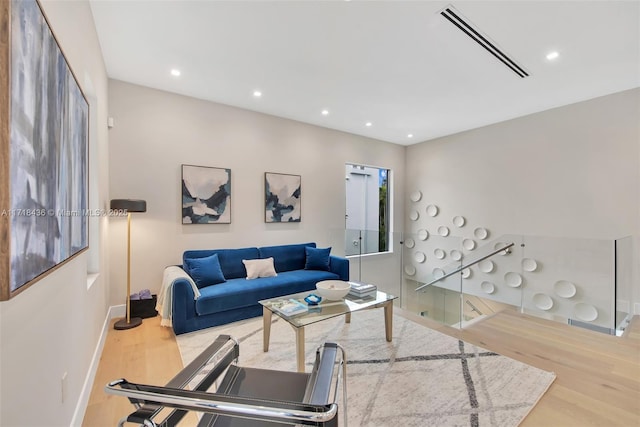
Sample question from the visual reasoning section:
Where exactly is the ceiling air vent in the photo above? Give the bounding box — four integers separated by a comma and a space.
440, 5, 530, 78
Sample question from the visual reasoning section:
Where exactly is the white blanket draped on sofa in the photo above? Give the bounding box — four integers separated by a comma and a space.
156, 266, 201, 327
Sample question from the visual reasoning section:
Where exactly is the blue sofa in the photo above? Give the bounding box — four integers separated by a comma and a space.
169, 242, 349, 334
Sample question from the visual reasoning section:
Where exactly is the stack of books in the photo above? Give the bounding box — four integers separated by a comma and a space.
348, 281, 377, 299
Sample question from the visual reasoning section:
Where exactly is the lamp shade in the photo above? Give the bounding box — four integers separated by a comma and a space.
110, 199, 147, 213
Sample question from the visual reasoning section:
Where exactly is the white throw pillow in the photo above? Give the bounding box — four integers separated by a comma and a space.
243, 258, 278, 280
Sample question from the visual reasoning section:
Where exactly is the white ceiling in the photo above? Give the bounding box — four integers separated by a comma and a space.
90, 1, 640, 145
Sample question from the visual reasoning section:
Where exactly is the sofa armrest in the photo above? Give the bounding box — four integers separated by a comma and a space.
172, 278, 199, 334
329, 255, 349, 281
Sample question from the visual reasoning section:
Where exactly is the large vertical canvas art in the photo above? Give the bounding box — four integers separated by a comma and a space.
265, 172, 301, 223
0, 0, 89, 300
182, 165, 231, 224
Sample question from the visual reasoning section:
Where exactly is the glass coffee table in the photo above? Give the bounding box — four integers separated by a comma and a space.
259, 288, 397, 372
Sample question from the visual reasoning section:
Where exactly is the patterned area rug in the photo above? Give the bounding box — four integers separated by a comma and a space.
176, 310, 555, 426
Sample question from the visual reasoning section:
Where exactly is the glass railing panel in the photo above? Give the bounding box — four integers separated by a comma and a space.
342, 229, 402, 300
520, 235, 615, 334
402, 232, 464, 327
615, 236, 634, 334
458, 234, 524, 310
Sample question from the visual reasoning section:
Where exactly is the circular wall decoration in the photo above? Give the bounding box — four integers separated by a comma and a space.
461, 268, 472, 279
426, 204, 439, 217
450, 249, 463, 261
453, 216, 465, 228
410, 191, 422, 202
437, 226, 450, 237
404, 265, 416, 276
479, 260, 494, 273
405, 237, 415, 249
409, 210, 420, 221
474, 227, 489, 240
522, 258, 538, 272
462, 238, 476, 250
417, 229, 429, 241
533, 293, 554, 311
480, 281, 495, 294
432, 268, 445, 278
574, 303, 598, 322
434, 248, 446, 259
554, 280, 577, 298
504, 272, 523, 287
414, 251, 426, 263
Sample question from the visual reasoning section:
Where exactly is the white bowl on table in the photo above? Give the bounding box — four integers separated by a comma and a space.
315, 280, 351, 300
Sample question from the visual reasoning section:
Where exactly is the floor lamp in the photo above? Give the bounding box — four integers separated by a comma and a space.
111, 199, 147, 330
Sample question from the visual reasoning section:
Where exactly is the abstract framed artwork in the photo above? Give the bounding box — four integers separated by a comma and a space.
0, 0, 89, 300
265, 172, 301, 223
182, 164, 231, 224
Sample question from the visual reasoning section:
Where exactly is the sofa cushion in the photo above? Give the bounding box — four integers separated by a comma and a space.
195, 269, 340, 316
304, 247, 331, 271
243, 257, 277, 279
258, 242, 316, 272
183, 253, 226, 288
184, 247, 260, 279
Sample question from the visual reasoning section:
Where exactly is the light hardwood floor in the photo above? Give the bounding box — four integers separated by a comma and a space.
83, 311, 640, 427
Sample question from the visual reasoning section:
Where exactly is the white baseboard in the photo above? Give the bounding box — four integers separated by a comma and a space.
70, 305, 125, 427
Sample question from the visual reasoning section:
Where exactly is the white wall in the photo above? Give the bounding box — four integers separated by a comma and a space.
107, 80, 405, 305
405, 88, 640, 320
0, 1, 110, 426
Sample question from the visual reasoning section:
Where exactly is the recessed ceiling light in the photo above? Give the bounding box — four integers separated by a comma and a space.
407, 134, 414, 138
546, 51, 559, 61
365, 122, 372, 127
170, 69, 181, 77
321, 109, 329, 116
253, 90, 262, 97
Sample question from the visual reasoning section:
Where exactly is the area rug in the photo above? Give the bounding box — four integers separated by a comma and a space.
176, 310, 555, 427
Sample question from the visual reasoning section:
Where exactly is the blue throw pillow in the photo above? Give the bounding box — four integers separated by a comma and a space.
183, 253, 226, 288
305, 247, 331, 271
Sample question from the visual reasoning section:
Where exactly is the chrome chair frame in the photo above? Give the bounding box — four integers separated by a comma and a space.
105, 334, 347, 427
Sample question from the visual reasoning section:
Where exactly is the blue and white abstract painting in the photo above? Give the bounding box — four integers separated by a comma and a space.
7, 0, 89, 296
265, 172, 301, 223
182, 165, 231, 224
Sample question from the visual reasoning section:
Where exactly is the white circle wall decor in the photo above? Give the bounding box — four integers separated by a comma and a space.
480, 281, 495, 294
417, 229, 429, 241
434, 248, 445, 259
554, 280, 577, 298
414, 251, 426, 263
409, 210, 419, 221
405, 237, 415, 249
533, 293, 554, 311
426, 205, 439, 217
404, 265, 416, 276
474, 227, 489, 240
437, 226, 450, 237
522, 258, 538, 272
450, 250, 463, 261
479, 260, 494, 273
432, 268, 445, 278
410, 191, 422, 202
504, 272, 523, 287
574, 303, 598, 322
462, 238, 476, 251
453, 216, 465, 227
461, 268, 472, 279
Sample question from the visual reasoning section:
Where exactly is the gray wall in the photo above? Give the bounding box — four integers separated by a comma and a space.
0, 1, 110, 425
107, 80, 406, 304
405, 88, 640, 315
